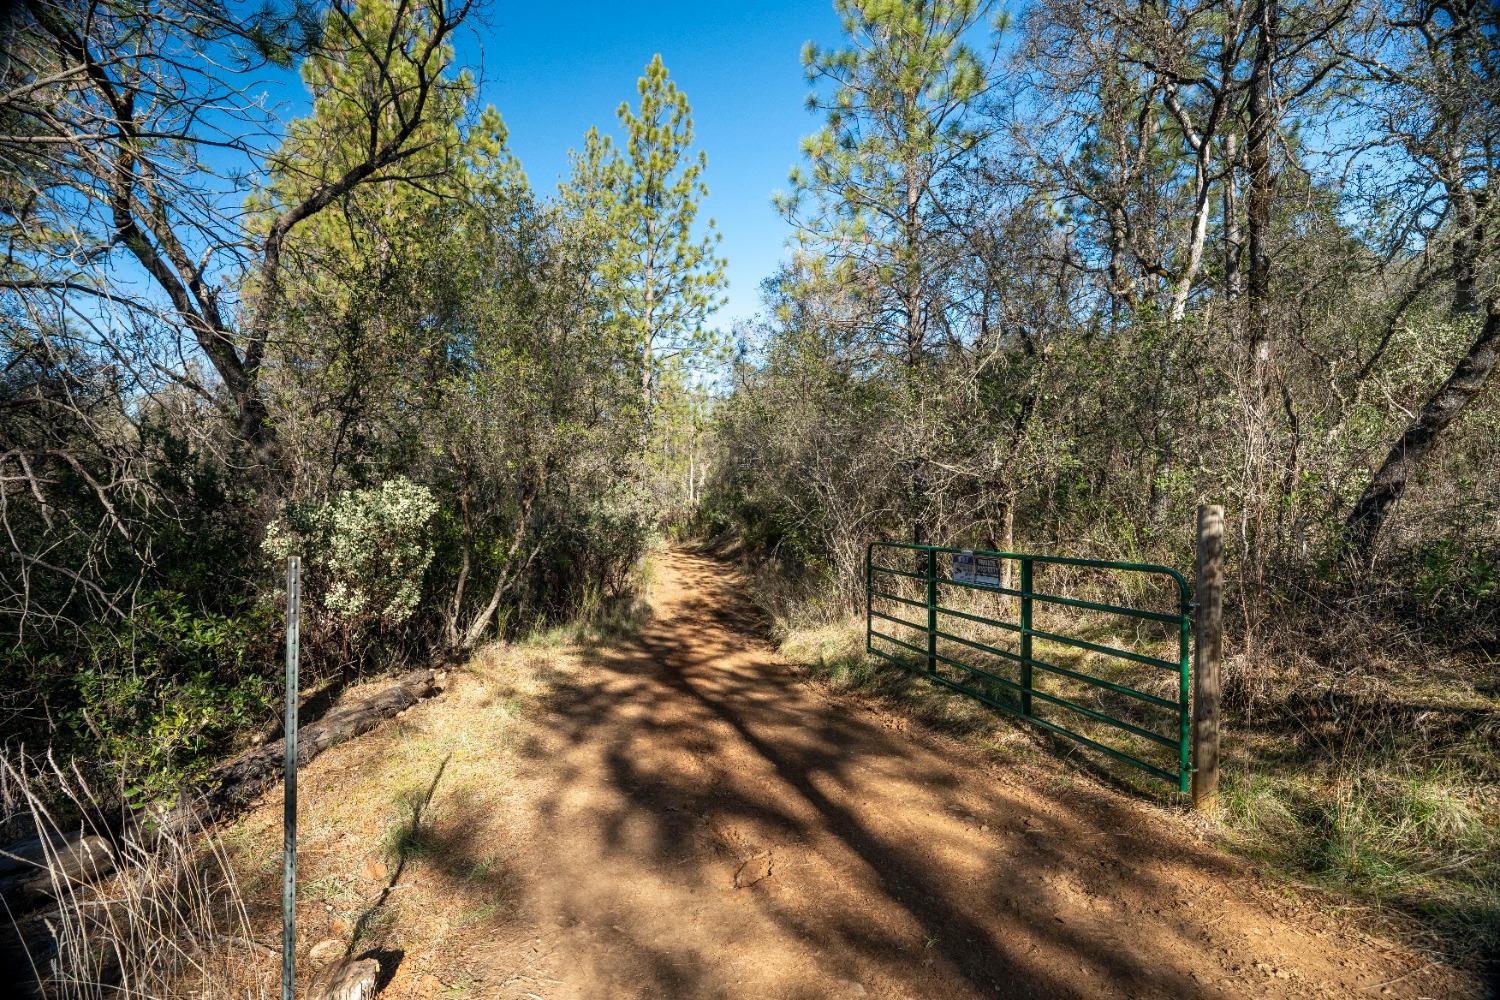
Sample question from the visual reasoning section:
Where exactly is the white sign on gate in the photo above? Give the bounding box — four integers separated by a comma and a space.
951, 550, 1002, 589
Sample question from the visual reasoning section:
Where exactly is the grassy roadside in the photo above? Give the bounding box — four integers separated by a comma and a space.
772, 610, 1499, 975
218, 582, 656, 991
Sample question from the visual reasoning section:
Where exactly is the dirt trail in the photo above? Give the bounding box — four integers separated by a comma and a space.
446, 550, 1472, 1000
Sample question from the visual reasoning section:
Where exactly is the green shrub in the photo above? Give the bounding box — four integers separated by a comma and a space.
65, 592, 276, 800
265, 476, 440, 664
1414, 539, 1498, 618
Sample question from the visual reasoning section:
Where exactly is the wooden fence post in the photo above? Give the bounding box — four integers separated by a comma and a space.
925, 547, 938, 676
1192, 505, 1223, 812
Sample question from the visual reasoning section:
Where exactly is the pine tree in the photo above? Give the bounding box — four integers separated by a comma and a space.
784, 0, 1001, 544
783, 0, 1000, 368
565, 55, 727, 421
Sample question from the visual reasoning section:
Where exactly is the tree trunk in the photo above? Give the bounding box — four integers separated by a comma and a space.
1223, 132, 1243, 305
1167, 147, 1216, 323
641, 243, 656, 445
1246, 0, 1277, 369
904, 154, 928, 546
999, 497, 1015, 590
1447, 166, 1480, 316
0, 834, 116, 912
1345, 305, 1500, 563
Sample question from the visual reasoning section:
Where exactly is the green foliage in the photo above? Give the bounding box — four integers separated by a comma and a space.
1414, 540, 1499, 617
3, 10, 1494, 986
698, 0, 1500, 968
381, 783, 438, 866
67, 593, 275, 800
1222, 748, 1500, 960
253, 3, 656, 656
783, 0, 999, 364
562, 55, 727, 412
1, 0, 670, 809
266, 477, 440, 658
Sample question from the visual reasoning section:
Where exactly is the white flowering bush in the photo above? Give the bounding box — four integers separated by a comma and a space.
265, 477, 440, 659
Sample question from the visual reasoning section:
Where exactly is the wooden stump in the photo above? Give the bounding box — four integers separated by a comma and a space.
313, 957, 381, 1000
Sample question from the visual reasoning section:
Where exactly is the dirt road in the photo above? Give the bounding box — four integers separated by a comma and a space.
448, 550, 1473, 999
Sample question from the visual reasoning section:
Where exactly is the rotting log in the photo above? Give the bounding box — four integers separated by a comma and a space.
0, 834, 115, 911
0, 831, 82, 878
185, 668, 444, 829
0, 836, 57, 878
1, 898, 126, 998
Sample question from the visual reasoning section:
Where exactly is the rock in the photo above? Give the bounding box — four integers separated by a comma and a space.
309, 938, 345, 964
361, 855, 389, 881
313, 957, 380, 1000
733, 852, 773, 889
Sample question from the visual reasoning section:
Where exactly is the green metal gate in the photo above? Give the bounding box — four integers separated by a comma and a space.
866, 541, 1193, 793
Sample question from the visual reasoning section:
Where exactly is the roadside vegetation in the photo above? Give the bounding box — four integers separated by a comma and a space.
2, 0, 716, 803
3, 0, 712, 987
2, 0, 1498, 992
687, 0, 1500, 971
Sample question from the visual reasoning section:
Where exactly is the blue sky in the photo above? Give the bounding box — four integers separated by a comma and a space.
457, 1, 845, 326
81, 2, 845, 362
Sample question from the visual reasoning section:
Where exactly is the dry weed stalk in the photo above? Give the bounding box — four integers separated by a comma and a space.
1, 751, 273, 1000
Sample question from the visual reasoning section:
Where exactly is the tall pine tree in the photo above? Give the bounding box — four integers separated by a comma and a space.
783, 0, 1001, 544
564, 55, 727, 423
784, 0, 1000, 369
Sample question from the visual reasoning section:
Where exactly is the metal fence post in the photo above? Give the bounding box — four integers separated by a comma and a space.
1019, 557, 1034, 717
1192, 506, 1223, 812
282, 556, 300, 1000
925, 547, 938, 675
865, 545, 873, 654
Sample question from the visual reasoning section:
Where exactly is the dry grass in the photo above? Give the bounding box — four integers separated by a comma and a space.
217, 640, 559, 991
212, 588, 651, 996
1, 752, 273, 1000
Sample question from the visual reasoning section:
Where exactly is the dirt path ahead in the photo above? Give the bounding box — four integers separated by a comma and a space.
451, 551, 1471, 999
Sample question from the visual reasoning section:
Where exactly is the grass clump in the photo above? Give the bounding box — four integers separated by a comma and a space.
1222, 728, 1499, 960
380, 769, 448, 868
0, 752, 272, 1000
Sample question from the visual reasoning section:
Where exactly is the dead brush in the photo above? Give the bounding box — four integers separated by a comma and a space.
1, 751, 274, 1000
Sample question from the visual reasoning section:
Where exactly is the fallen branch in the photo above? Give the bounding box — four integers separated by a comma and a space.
186, 668, 445, 828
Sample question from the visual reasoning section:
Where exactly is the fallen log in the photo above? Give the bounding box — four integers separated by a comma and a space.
0, 832, 75, 878
187, 667, 443, 827
1, 898, 125, 999
0, 834, 115, 911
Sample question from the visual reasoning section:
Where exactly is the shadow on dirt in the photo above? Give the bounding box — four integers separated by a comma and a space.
505, 554, 1388, 999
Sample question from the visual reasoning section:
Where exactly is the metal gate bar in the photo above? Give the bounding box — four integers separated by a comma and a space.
865, 541, 1193, 793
